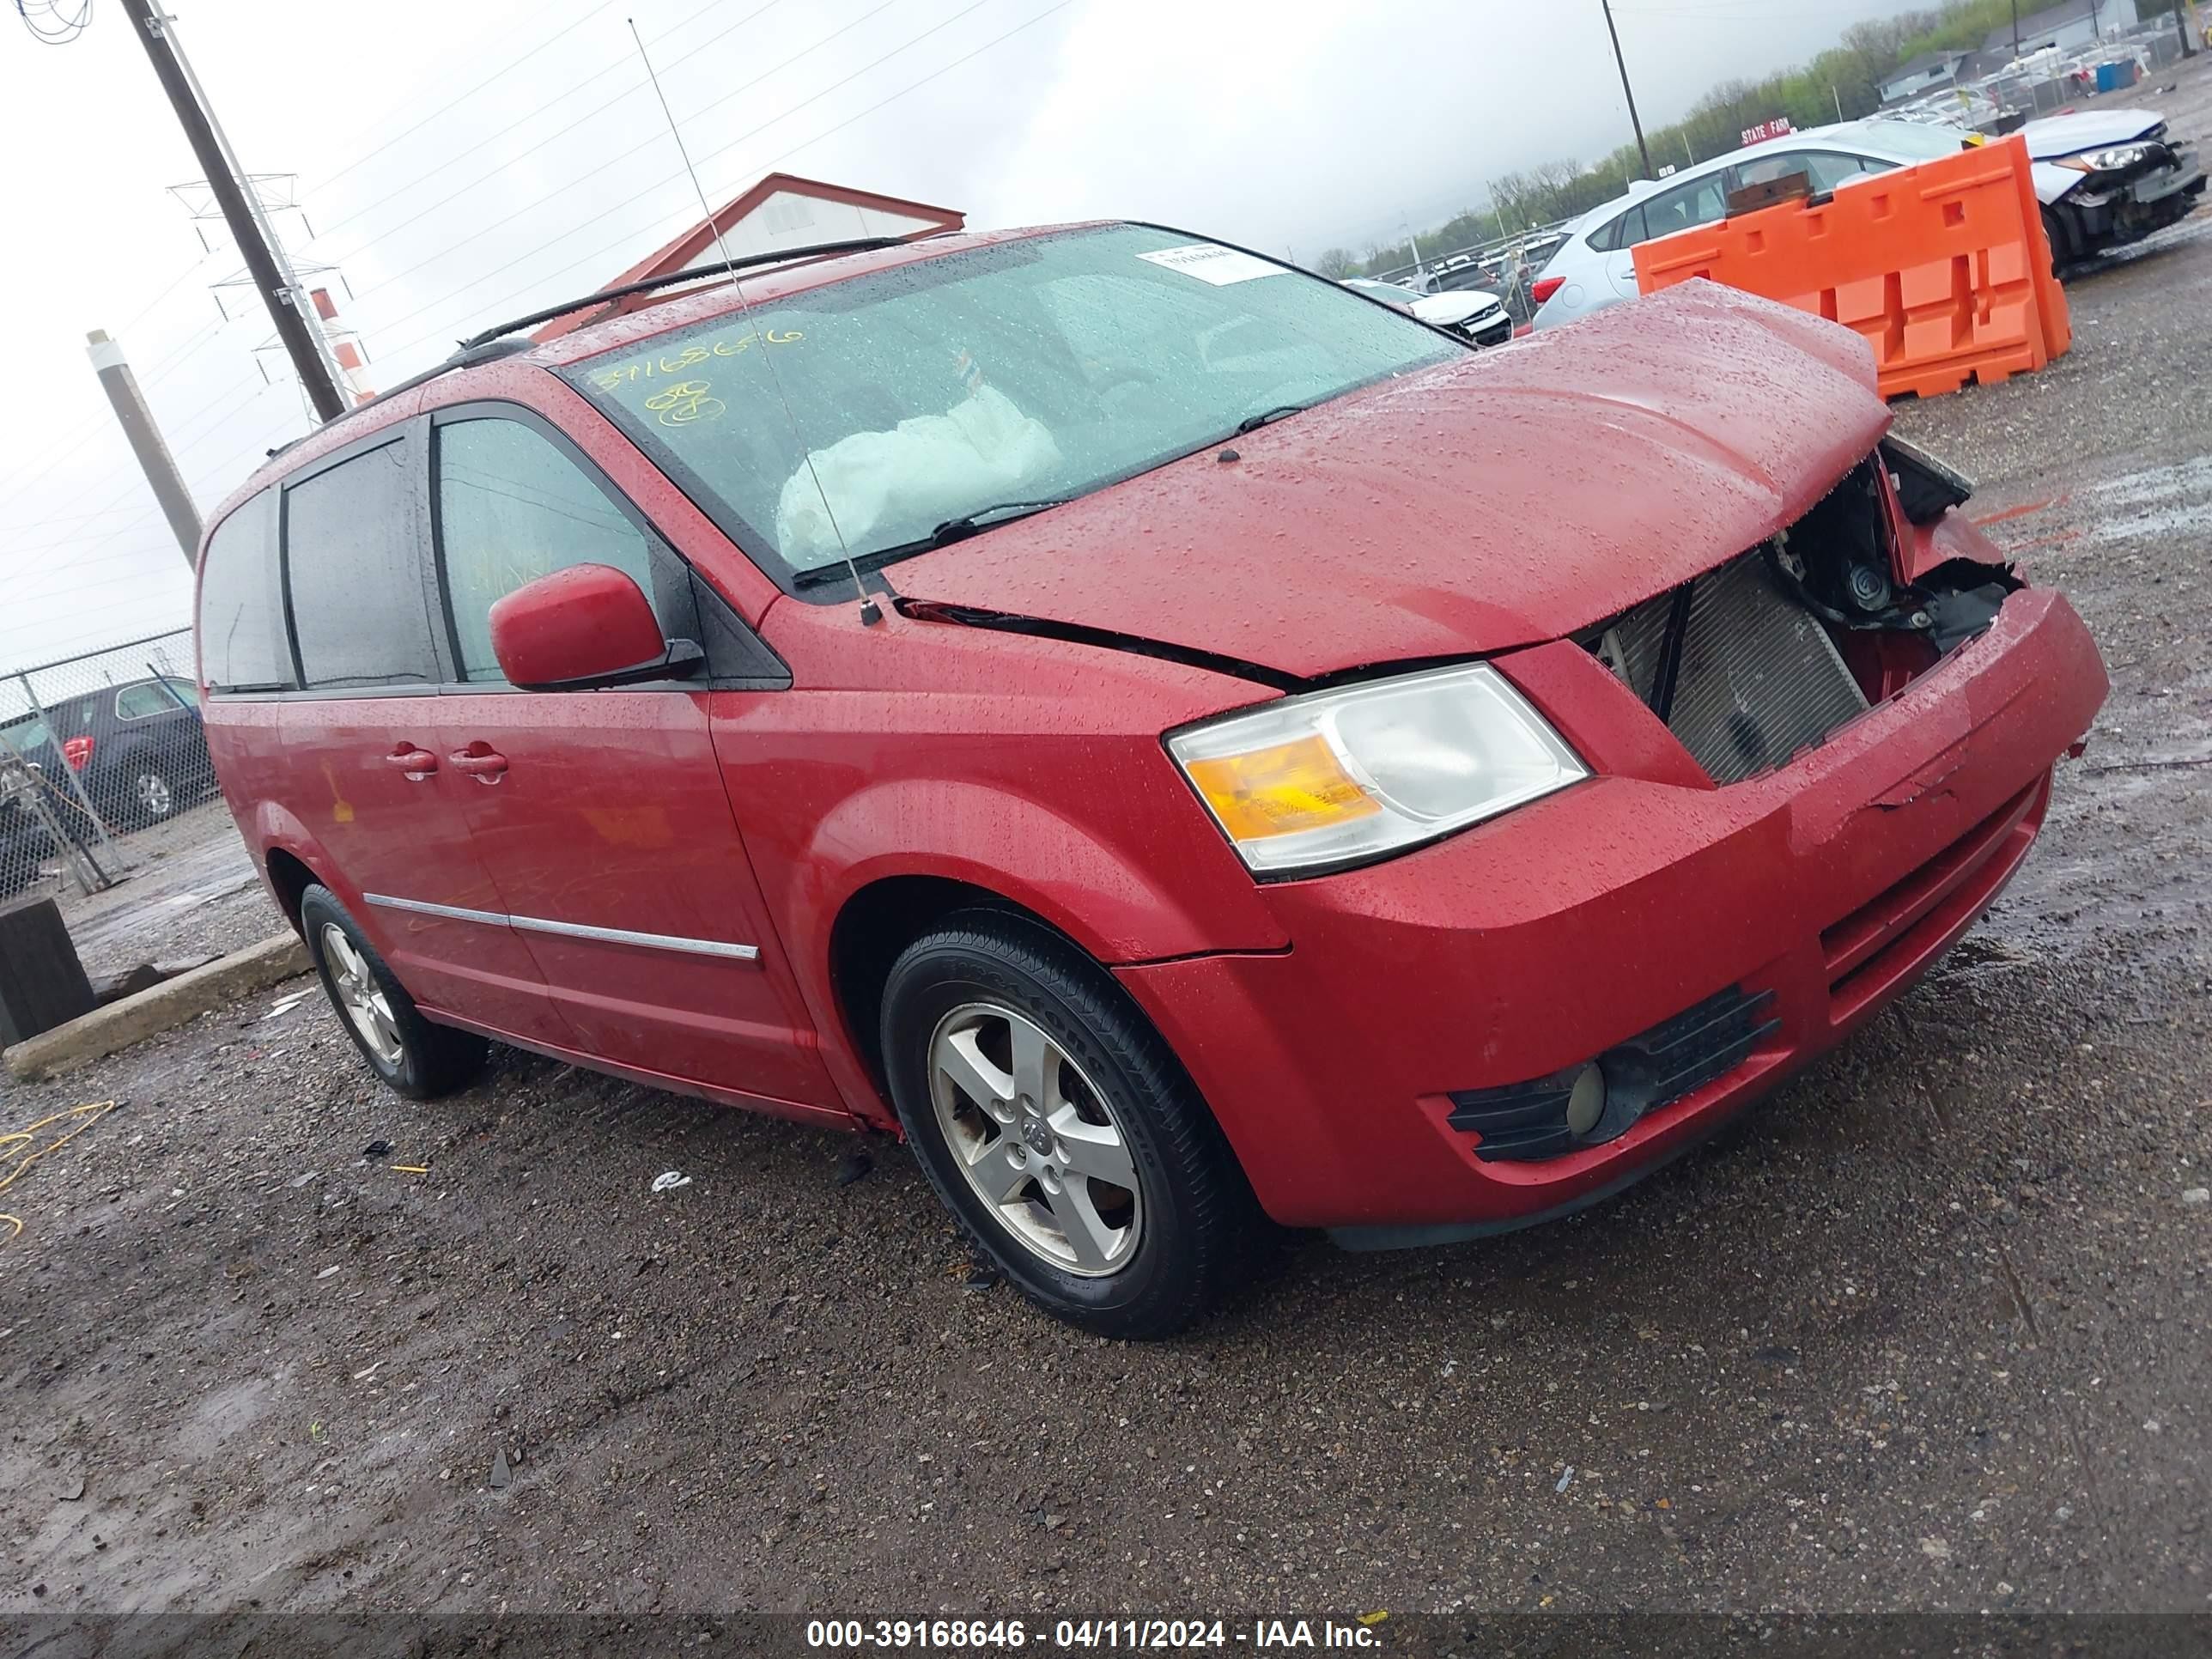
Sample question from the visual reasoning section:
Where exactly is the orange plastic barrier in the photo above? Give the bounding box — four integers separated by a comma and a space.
1634, 136, 2071, 399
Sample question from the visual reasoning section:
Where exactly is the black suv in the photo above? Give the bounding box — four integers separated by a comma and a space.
0, 675, 215, 836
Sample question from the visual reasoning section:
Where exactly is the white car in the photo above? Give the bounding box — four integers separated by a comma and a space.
1528, 112, 2204, 331
1341, 277, 1515, 349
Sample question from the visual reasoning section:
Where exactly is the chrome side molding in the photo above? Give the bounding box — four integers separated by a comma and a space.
363, 892, 762, 962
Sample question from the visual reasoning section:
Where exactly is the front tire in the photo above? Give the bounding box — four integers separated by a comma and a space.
2041, 205, 2075, 274
880, 911, 1266, 1338
301, 884, 485, 1100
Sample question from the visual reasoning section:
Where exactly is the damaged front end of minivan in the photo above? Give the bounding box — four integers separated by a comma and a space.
1578, 434, 2023, 787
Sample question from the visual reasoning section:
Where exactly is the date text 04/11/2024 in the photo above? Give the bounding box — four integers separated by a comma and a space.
804, 1618, 1388, 1650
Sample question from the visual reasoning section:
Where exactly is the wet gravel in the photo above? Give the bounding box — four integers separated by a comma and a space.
3, 63, 2210, 1626
53, 804, 279, 985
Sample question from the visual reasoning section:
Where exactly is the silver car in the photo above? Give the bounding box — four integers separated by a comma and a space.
1529, 112, 2203, 331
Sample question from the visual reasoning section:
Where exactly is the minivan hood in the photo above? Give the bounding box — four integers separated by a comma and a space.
891, 282, 1890, 680
2025, 108, 2163, 157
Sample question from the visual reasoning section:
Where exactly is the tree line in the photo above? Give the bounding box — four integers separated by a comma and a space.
1315, 0, 2189, 279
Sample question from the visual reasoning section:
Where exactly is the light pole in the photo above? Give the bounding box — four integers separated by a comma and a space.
1600, 0, 1655, 180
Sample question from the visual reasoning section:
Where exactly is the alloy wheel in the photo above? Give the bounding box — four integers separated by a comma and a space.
321, 922, 404, 1067
134, 771, 174, 817
927, 1001, 1143, 1277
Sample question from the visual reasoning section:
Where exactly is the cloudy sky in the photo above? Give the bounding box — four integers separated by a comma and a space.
0, 0, 1933, 674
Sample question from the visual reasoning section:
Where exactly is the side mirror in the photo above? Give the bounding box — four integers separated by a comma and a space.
488, 563, 702, 691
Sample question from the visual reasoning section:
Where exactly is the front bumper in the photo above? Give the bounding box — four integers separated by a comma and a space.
1458, 313, 1515, 349
1115, 588, 2106, 1234
2062, 144, 2206, 245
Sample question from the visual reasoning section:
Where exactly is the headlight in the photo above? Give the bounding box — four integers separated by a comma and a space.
2057, 143, 2152, 173
1166, 664, 1588, 875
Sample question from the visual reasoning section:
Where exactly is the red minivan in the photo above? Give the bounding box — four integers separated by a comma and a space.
197, 224, 2106, 1335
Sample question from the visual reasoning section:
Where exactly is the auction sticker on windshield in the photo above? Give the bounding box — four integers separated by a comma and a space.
1136, 243, 1283, 285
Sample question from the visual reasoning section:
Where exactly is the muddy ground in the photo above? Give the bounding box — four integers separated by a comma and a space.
53, 803, 279, 985
3, 64, 2210, 1643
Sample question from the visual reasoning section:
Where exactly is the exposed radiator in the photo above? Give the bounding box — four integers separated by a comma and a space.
1595, 551, 1869, 786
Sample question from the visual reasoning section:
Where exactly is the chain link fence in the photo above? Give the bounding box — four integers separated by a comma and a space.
0, 628, 220, 906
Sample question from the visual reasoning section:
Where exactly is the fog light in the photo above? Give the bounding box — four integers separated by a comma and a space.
1565, 1062, 1607, 1137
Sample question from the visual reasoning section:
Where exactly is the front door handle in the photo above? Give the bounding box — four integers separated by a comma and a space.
386, 745, 438, 781
449, 745, 508, 784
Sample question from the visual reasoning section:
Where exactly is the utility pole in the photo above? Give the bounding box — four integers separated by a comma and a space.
2010, 0, 2021, 59
85, 330, 201, 568
118, 0, 347, 422
1600, 0, 1654, 180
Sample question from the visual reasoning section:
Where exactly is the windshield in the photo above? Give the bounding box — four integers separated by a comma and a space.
563, 224, 1456, 580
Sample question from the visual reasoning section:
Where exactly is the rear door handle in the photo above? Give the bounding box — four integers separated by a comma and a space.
449, 745, 508, 784
386, 745, 438, 780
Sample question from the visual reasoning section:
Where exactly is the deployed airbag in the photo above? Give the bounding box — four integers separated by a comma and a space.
775, 386, 1062, 564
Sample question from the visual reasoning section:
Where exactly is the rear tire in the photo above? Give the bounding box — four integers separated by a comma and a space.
880, 911, 1267, 1339
125, 763, 179, 827
301, 884, 485, 1100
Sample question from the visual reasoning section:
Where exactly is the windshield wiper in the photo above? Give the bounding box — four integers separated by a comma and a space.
1234, 404, 1307, 434
927, 498, 1073, 545
790, 497, 1074, 586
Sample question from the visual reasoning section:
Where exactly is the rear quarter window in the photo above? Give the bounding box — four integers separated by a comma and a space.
197, 489, 293, 693
115, 680, 191, 719
283, 437, 440, 690
1644, 175, 1729, 239
1585, 204, 1646, 252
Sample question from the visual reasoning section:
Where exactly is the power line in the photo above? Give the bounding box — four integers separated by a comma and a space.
313, 0, 775, 248
1, 0, 754, 522
365, 0, 1048, 359
14, 0, 94, 46
113, 256, 216, 337
0, 0, 747, 525
345, 0, 915, 307
0, 304, 225, 509
0, 407, 298, 618
0, 386, 275, 561
0, 356, 248, 539
0, 501, 152, 534
313, 0, 619, 192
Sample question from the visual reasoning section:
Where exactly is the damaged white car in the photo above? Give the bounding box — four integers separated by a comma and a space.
1531, 111, 2205, 331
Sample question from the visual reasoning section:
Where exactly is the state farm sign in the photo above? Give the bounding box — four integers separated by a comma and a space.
1741, 118, 1796, 146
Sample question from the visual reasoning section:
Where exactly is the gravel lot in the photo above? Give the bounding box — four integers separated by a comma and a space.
53, 803, 280, 985
4, 65, 2209, 1635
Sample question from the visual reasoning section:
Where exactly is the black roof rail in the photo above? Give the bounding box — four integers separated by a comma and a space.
456, 235, 911, 351
264, 337, 538, 460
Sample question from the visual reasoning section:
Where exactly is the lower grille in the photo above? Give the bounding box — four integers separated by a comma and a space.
1822, 775, 2045, 1022
1447, 985, 1780, 1162
1595, 551, 1869, 785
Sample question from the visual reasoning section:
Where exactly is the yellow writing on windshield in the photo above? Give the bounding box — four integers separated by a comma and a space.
587, 328, 804, 394
643, 380, 726, 427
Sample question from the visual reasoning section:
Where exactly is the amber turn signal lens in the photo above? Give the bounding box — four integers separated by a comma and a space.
1182, 734, 1380, 842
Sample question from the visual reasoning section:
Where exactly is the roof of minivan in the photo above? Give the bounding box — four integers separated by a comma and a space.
211, 224, 1073, 525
